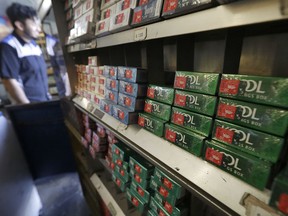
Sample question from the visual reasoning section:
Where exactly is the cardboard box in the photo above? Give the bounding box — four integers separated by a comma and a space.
212, 119, 284, 163
165, 123, 205, 157
126, 188, 147, 213
100, 4, 116, 19
162, 0, 216, 18
174, 71, 220, 95
130, 179, 151, 203
129, 155, 154, 180
103, 65, 118, 79
100, 99, 115, 115
112, 104, 139, 125
153, 167, 186, 199
219, 74, 288, 108
171, 107, 213, 137
118, 92, 145, 111
109, 8, 132, 32
119, 80, 147, 97
174, 90, 217, 116
204, 140, 272, 190
95, 18, 110, 36
216, 98, 288, 137
112, 171, 130, 192
118, 66, 148, 83
144, 99, 171, 121
147, 85, 174, 105
105, 89, 118, 104
131, 0, 163, 26
115, 0, 138, 13
138, 113, 167, 137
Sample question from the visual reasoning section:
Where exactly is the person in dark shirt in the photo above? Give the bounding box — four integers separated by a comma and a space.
0, 3, 50, 104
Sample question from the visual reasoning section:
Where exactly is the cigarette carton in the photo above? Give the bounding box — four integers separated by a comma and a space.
112, 171, 130, 192
204, 140, 272, 190
105, 89, 118, 104
114, 165, 130, 182
118, 92, 145, 111
115, 0, 138, 13
105, 78, 119, 91
101, 0, 118, 10
112, 142, 135, 161
100, 4, 116, 19
119, 80, 147, 97
174, 90, 217, 116
95, 18, 110, 36
126, 187, 147, 213
130, 179, 151, 203
174, 71, 220, 95
129, 155, 154, 180
109, 9, 132, 32
130, 169, 150, 189
165, 123, 205, 157
147, 85, 175, 105
212, 119, 284, 163
112, 156, 130, 171
219, 74, 288, 108
138, 113, 167, 137
144, 99, 172, 121
153, 167, 186, 199
112, 104, 139, 125
171, 107, 213, 137
118, 66, 148, 83
216, 98, 288, 137
131, 0, 163, 26
103, 65, 118, 79
100, 99, 115, 115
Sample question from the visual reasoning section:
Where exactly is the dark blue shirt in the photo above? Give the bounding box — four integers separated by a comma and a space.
0, 32, 50, 102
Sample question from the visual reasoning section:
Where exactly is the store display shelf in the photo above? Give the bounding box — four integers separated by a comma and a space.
95, 0, 287, 48
72, 95, 271, 216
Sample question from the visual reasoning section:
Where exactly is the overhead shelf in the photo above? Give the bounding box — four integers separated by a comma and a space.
72, 95, 271, 216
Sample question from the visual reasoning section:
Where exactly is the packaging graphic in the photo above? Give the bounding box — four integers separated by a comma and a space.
112, 156, 130, 171
130, 179, 151, 203
219, 74, 288, 108
118, 92, 145, 111
112, 171, 130, 192
105, 89, 118, 104
216, 98, 288, 137
112, 104, 139, 125
105, 78, 119, 91
153, 168, 186, 199
212, 119, 284, 163
95, 18, 110, 36
131, 0, 163, 26
204, 140, 272, 190
144, 99, 172, 121
171, 107, 213, 137
269, 169, 288, 215
130, 169, 150, 189
129, 155, 154, 180
174, 90, 217, 116
138, 113, 167, 137
162, 0, 215, 18
103, 65, 118, 79
147, 85, 175, 105
118, 66, 148, 83
114, 165, 130, 182
109, 8, 132, 32
100, 99, 115, 115
126, 187, 147, 213
174, 71, 220, 95
119, 80, 147, 97
165, 123, 205, 157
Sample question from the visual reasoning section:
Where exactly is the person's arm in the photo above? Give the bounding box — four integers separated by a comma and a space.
2, 78, 30, 104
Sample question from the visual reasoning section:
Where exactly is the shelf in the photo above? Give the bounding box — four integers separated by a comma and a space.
72, 95, 271, 216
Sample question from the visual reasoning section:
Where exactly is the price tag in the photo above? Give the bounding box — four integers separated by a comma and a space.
134, 27, 147, 41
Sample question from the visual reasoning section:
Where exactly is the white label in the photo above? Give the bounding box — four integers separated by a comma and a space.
134, 27, 147, 41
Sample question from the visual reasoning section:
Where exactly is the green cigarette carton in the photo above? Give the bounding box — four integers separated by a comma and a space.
144, 99, 172, 121
174, 71, 220, 95
129, 155, 154, 180
216, 98, 288, 137
219, 74, 288, 108
130, 169, 150, 189
212, 119, 284, 163
126, 187, 147, 213
171, 107, 213, 137
112, 171, 130, 192
204, 140, 272, 190
150, 196, 188, 216
165, 123, 205, 157
138, 113, 167, 137
147, 85, 175, 105
174, 90, 217, 116
112, 142, 135, 161
130, 179, 151, 203
114, 165, 130, 183
112, 156, 129, 171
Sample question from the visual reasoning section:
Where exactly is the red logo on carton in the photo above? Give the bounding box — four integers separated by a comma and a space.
205, 148, 223, 166
133, 10, 142, 23
105, 9, 111, 18
278, 193, 288, 214
116, 13, 124, 24
125, 69, 132, 79
215, 127, 234, 144
174, 76, 187, 89
109, 68, 115, 76
173, 113, 184, 125
139, 0, 148, 5
120, 169, 125, 176
126, 84, 133, 93
159, 210, 166, 216
99, 69, 104, 75
164, 201, 173, 214
137, 187, 144, 196
159, 186, 169, 198
220, 79, 240, 95
134, 174, 141, 183
132, 197, 139, 207
144, 103, 152, 113
165, 129, 176, 143
163, 178, 172, 190
217, 103, 237, 120
109, 92, 115, 101
123, 0, 130, 9
115, 148, 120, 155
118, 110, 125, 120
147, 88, 155, 98
164, 0, 178, 12
134, 164, 141, 173
124, 97, 131, 106
116, 178, 121, 186
116, 159, 122, 166
104, 104, 110, 113
138, 116, 145, 127
111, 80, 116, 89
175, 93, 186, 107
99, 78, 105, 85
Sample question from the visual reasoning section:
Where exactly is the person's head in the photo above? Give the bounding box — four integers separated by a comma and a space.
6, 3, 41, 41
